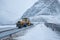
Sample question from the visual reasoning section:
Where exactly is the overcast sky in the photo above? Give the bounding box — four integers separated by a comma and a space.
0, 0, 37, 24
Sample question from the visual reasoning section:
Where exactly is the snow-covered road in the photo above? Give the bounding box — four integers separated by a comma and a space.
16, 23, 60, 40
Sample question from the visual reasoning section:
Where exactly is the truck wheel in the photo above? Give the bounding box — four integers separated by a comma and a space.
23, 24, 27, 27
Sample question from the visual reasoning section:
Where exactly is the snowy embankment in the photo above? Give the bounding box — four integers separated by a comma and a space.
0, 25, 16, 28
16, 23, 60, 40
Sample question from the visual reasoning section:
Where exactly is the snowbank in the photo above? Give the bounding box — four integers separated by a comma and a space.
16, 23, 60, 40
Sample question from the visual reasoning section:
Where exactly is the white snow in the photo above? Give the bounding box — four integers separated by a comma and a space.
16, 23, 60, 40
0, 0, 60, 40
0, 25, 16, 28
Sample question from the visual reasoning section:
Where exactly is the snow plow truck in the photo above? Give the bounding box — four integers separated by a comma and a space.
16, 18, 33, 28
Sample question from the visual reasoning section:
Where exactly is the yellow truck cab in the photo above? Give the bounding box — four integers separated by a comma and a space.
16, 18, 33, 28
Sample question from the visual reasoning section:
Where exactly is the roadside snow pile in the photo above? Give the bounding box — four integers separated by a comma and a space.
16, 23, 60, 40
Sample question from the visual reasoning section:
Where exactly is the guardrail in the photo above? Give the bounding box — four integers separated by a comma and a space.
0, 27, 17, 33
44, 23, 60, 31
0, 25, 33, 40
0, 27, 18, 40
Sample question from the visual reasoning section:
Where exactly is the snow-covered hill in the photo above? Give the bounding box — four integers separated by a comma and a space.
22, 0, 60, 18
21, 0, 60, 25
